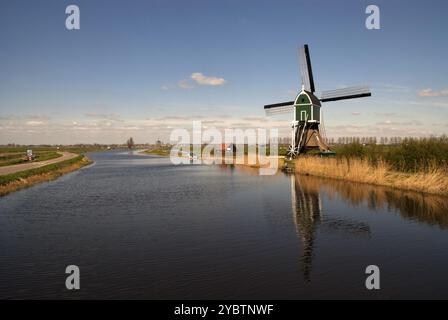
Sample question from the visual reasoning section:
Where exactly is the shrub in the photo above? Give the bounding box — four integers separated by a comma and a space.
333, 137, 448, 173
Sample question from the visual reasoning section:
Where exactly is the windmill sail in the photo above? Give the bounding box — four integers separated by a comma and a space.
299, 45, 315, 93
319, 85, 371, 102
264, 101, 294, 116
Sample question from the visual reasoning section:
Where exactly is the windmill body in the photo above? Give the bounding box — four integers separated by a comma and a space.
264, 44, 372, 157
291, 88, 329, 155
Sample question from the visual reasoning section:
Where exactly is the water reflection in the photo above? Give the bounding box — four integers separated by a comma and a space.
290, 173, 448, 281
297, 174, 448, 229
290, 174, 321, 281
291, 174, 371, 281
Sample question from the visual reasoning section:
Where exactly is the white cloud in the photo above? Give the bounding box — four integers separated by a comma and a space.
418, 88, 448, 97
26, 120, 44, 126
190, 72, 226, 86
174, 72, 227, 89
351, 112, 361, 116
84, 112, 122, 121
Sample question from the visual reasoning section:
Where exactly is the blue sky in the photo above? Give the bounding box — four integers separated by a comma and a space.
1, 0, 448, 144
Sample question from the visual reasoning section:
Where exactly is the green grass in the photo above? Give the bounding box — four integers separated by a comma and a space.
144, 146, 171, 156
0, 146, 107, 155
247, 145, 289, 156
59, 146, 106, 154
34, 151, 62, 161
0, 155, 85, 186
0, 147, 56, 153
0, 151, 62, 167
0, 153, 24, 161
146, 150, 171, 156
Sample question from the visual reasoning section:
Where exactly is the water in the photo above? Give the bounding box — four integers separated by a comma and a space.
1, 150, 448, 299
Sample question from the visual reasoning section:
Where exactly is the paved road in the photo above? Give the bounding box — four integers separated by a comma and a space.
0, 152, 78, 176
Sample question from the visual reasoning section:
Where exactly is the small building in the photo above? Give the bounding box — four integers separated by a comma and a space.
26, 149, 35, 161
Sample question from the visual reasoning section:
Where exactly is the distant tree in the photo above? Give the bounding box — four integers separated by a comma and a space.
127, 137, 135, 149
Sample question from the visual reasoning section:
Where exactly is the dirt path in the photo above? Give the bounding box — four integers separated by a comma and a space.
0, 152, 78, 176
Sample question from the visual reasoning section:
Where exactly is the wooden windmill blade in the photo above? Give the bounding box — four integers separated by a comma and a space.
319, 85, 371, 102
264, 101, 295, 116
299, 44, 315, 93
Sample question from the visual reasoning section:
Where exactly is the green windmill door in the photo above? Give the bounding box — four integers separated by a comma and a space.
300, 109, 307, 121
295, 92, 311, 121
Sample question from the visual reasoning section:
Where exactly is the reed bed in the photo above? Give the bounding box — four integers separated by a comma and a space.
294, 156, 448, 196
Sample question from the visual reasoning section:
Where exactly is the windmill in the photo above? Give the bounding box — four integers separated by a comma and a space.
264, 44, 372, 157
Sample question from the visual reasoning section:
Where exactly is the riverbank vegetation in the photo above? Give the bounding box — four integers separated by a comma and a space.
0, 155, 92, 196
0, 151, 62, 167
293, 137, 448, 196
0, 145, 107, 155
143, 145, 171, 156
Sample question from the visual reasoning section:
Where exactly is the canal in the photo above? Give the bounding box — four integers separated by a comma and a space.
0, 150, 447, 299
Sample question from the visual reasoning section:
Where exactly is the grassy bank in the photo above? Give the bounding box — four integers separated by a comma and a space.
0, 155, 92, 197
289, 138, 448, 196
293, 157, 448, 196
143, 147, 171, 156
0, 151, 62, 167
0, 145, 108, 155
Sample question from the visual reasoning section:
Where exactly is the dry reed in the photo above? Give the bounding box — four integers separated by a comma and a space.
294, 156, 448, 196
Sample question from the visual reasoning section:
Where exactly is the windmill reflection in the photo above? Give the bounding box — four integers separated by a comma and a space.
290, 174, 322, 281
291, 173, 448, 281
290, 174, 371, 281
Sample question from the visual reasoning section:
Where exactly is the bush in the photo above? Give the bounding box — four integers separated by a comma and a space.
333, 137, 448, 173
385, 137, 448, 172
335, 142, 366, 159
